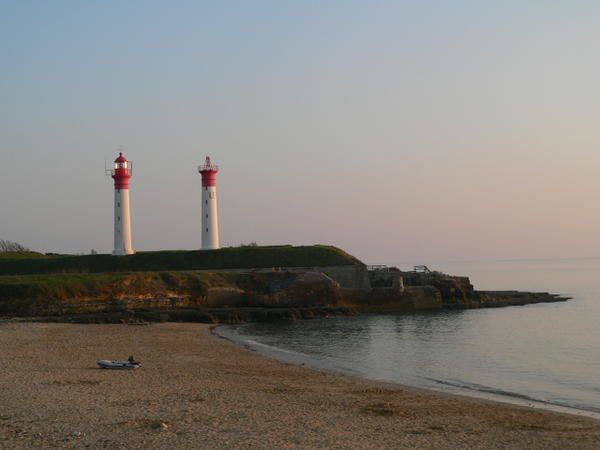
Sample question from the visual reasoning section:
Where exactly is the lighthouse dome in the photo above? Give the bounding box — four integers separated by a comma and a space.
115, 152, 128, 163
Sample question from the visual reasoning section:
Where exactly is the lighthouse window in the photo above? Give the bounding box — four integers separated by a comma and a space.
206, 214, 208, 218
117, 202, 120, 207
206, 228, 209, 232
205, 200, 208, 205
118, 216, 120, 221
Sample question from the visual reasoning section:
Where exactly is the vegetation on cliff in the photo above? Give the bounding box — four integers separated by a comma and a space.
0, 245, 363, 276
0, 245, 357, 320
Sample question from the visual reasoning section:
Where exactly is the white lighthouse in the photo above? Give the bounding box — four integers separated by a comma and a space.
109, 152, 134, 255
198, 156, 220, 250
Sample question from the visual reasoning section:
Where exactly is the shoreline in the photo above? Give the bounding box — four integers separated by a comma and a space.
212, 324, 600, 421
2, 322, 600, 449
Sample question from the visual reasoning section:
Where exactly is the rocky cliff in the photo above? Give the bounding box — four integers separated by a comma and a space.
0, 266, 570, 324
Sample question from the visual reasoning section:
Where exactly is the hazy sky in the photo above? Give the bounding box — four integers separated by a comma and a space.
2, 1, 600, 264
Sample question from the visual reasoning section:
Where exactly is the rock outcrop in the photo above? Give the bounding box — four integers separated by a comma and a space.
477, 291, 570, 307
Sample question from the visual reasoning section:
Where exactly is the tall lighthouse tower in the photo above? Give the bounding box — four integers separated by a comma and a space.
109, 152, 134, 255
198, 156, 220, 250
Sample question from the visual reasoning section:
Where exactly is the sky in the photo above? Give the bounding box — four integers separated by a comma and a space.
1, 1, 600, 264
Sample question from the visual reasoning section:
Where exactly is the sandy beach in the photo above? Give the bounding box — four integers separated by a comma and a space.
1, 323, 599, 449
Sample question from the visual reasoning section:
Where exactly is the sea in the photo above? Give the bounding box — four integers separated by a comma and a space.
218, 258, 600, 418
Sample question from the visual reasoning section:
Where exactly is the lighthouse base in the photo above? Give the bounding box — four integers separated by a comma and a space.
112, 249, 135, 256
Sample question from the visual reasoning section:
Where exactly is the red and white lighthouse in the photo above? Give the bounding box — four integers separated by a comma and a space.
198, 156, 220, 250
109, 152, 134, 255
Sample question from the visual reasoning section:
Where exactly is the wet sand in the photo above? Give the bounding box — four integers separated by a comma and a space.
1, 323, 599, 449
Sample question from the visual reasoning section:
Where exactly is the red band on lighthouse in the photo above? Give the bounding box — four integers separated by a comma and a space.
200, 170, 218, 186
112, 152, 132, 189
198, 156, 219, 187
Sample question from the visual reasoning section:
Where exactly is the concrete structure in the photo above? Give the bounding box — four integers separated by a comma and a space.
198, 156, 220, 250
109, 152, 134, 255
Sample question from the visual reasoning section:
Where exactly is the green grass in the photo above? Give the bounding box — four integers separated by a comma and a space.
0, 245, 363, 276
0, 252, 54, 260
0, 271, 267, 299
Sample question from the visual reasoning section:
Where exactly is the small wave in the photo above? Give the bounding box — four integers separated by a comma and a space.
423, 377, 600, 415
243, 339, 310, 358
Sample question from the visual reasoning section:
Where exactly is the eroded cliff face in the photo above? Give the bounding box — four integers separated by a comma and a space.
0, 271, 344, 317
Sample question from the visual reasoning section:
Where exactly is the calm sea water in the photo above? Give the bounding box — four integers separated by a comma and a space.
219, 259, 600, 416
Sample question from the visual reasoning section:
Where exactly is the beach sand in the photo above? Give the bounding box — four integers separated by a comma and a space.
1, 323, 599, 449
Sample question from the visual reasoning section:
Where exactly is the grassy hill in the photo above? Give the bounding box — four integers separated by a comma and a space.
0, 245, 363, 276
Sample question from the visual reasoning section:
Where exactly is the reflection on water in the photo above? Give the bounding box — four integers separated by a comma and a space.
221, 259, 600, 414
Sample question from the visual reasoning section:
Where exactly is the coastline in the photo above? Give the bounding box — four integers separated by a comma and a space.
1, 322, 599, 449
212, 324, 600, 421
210, 324, 600, 420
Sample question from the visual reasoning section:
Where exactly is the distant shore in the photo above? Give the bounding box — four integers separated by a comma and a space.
1, 323, 599, 449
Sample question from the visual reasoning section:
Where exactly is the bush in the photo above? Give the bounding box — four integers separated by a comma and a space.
0, 240, 30, 252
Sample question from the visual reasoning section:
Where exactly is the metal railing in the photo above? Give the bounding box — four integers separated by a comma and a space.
198, 164, 219, 171
367, 265, 389, 271
105, 167, 133, 177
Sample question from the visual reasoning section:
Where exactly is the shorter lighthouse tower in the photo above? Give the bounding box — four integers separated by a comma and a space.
198, 156, 220, 250
109, 152, 134, 255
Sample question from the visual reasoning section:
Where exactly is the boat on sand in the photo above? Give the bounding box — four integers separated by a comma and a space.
97, 356, 140, 369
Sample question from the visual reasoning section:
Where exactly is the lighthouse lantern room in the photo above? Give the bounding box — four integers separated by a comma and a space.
198, 156, 220, 250
109, 151, 134, 255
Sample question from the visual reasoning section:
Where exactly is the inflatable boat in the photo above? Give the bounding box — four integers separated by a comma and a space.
97, 359, 140, 370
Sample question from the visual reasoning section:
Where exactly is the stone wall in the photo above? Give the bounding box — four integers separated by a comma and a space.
368, 270, 405, 293
404, 286, 443, 310
237, 265, 370, 289
195, 265, 371, 289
